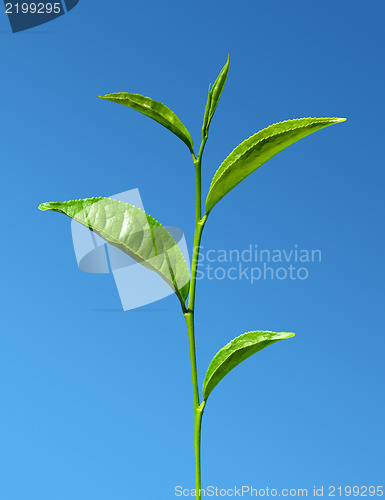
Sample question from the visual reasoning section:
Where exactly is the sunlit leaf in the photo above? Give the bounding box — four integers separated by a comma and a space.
205, 117, 346, 213
99, 92, 194, 154
202, 55, 230, 136
203, 330, 295, 400
39, 197, 190, 304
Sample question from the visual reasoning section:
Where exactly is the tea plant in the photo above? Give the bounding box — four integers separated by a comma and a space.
39, 56, 345, 497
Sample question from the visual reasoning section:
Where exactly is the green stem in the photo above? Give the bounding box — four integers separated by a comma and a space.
183, 313, 206, 497
194, 400, 206, 493
182, 135, 208, 498
184, 311, 200, 410
188, 215, 207, 313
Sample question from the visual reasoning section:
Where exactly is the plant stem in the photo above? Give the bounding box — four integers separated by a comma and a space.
182, 136, 208, 498
194, 400, 206, 494
184, 311, 200, 410
187, 215, 207, 313
183, 214, 206, 497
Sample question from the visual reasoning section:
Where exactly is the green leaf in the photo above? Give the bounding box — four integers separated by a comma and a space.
202, 330, 295, 400
205, 116, 346, 213
202, 55, 230, 136
39, 197, 190, 304
99, 92, 194, 154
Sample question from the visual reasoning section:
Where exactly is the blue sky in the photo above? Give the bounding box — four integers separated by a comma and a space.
0, 1, 384, 499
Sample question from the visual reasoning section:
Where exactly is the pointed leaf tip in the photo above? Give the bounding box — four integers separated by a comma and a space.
39, 202, 55, 211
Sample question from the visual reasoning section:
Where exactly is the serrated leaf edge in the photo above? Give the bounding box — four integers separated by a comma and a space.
39, 197, 191, 301
206, 117, 346, 212
99, 93, 194, 154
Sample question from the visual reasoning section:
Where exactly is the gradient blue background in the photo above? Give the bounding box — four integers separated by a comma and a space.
0, 2, 384, 499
